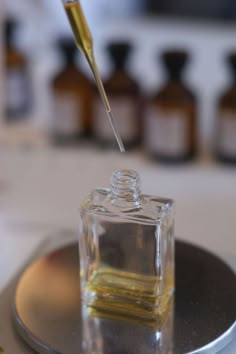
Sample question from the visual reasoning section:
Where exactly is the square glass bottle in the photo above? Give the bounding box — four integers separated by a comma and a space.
79, 169, 175, 324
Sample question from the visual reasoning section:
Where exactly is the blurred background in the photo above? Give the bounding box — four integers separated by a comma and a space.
1, 1, 236, 352
1, 1, 236, 245
1, 0, 236, 258
1, 0, 236, 153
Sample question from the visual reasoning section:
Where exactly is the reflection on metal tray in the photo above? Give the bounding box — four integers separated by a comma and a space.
12, 240, 236, 354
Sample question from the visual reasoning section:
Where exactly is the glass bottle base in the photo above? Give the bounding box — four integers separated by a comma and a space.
6, 103, 32, 120
149, 150, 196, 164
216, 153, 236, 165
95, 137, 141, 150
51, 132, 87, 146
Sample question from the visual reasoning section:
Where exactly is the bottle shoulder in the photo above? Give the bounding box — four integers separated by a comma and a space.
150, 81, 195, 104
104, 70, 140, 95
80, 188, 174, 225
6, 47, 27, 67
52, 66, 93, 90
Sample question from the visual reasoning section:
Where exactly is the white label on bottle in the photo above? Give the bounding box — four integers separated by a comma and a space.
53, 94, 82, 136
145, 107, 187, 156
6, 68, 28, 110
93, 97, 139, 142
218, 111, 236, 157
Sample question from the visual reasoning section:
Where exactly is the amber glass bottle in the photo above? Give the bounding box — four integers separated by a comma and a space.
4, 19, 32, 120
51, 37, 93, 145
93, 41, 142, 149
144, 50, 197, 163
216, 53, 236, 164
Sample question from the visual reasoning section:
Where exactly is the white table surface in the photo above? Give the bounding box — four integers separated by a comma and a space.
0, 146, 236, 353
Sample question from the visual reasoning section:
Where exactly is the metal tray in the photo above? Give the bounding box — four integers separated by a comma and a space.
13, 240, 236, 354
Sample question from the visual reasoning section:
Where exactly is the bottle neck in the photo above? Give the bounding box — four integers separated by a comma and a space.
64, 55, 77, 66
166, 71, 182, 82
112, 61, 126, 72
110, 170, 141, 207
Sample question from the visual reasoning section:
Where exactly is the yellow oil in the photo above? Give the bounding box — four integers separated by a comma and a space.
64, 1, 125, 152
85, 267, 173, 327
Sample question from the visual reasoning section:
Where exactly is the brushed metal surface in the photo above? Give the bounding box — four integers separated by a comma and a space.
13, 240, 236, 354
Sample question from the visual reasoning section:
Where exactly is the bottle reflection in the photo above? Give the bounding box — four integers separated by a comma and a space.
81, 299, 173, 354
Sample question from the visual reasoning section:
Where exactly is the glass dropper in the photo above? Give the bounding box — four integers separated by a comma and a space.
62, 0, 125, 153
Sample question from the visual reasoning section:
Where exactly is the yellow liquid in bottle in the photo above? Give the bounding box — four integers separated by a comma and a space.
64, 1, 125, 152
85, 266, 173, 327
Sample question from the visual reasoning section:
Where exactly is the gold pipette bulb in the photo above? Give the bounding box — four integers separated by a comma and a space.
62, 0, 125, 152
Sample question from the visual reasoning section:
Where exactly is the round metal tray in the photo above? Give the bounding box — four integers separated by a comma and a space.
13, 240, 236, 354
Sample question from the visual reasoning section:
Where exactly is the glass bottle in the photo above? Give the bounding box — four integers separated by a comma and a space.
4, 19, 32, 120
93, 42, 142, 149
79, 169, 175, 326
216, 53, 236, 164
144, 50, 197, 163
51, 37, 93, 145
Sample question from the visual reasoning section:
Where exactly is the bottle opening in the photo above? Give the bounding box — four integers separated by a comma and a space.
110, 169, 141, 205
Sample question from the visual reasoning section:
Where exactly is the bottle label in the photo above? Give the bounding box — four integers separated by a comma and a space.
145, 107, 188, 156
93, 97, 139, 142
218, 111, 236, 156
52, 93, 82, 136
6, 68, 29, 112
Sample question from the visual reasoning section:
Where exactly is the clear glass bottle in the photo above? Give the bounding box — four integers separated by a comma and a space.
144, 50, 197, 163
79, 169, 174, 325
215, 52, 236, 164
93, 41, 142, 149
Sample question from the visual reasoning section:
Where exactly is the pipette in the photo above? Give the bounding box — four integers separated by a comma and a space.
62, 0, 125, 152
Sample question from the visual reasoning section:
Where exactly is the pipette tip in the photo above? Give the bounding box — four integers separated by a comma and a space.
119, 143, 126, 153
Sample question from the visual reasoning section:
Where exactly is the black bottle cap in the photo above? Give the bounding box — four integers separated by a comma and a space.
4, 19, 18, 47
161, 50, 189, 80
107, 41, 132, 70
57, 37, 78, 65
